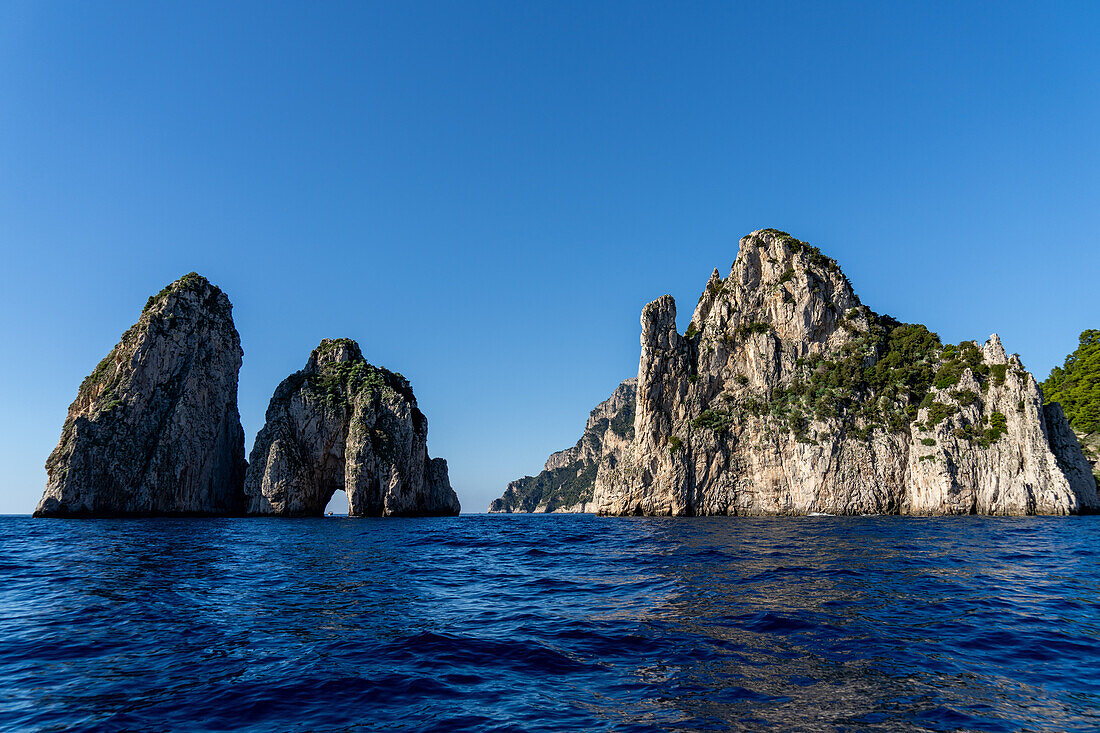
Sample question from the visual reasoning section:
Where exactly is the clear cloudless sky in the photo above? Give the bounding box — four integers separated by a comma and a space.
1, 1, 1098, 514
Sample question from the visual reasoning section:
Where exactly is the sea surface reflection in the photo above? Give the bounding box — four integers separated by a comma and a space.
2, 515, 1099, 731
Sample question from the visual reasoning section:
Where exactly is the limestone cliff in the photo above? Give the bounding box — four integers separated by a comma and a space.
489, 379, 636, 513
1074, 431, 1100, 487
244, 339, 460, 517
35, 273, 247, 517
594, 229, 1099, 516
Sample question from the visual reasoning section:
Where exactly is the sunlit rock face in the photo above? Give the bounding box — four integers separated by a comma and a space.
489, 378, 636, 513
244, 339, 460, 517
594, 229, 1098, 516
35, 273, 247, 517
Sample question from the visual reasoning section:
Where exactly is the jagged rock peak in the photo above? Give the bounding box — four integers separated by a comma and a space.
244, 339, 459, 517
35, 273, 247, 517
593, 229, 1099, 517
142, 271, 231, 314
489, 378, 637, 513
307, 337, 362, 370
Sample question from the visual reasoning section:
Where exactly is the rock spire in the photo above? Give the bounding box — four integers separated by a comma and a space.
35, 273, 247, 516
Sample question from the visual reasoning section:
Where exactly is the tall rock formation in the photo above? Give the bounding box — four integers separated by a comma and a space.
35, 273, 247, 517
594, 229, 1098, 516
489, 379, 636, 513
244, 339, 460, 517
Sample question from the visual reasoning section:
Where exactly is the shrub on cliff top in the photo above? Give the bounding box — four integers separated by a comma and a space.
143, 272, 210, 312
1042, 330, 1100, 434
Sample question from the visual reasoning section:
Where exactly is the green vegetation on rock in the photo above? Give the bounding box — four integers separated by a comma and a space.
306, 355, 411, 406
499, 461, 600, 512
927, 401, 957, 427
735, 322, 771, 338
952, 411, 1008, 447
491, 379, 636, 512
608, 404, 635, 438
80, 354, 117, 394
692, 408, 734, 433
690, 303, 1017, 450
758, 229, 843, 275
934, 342, 989, 389
143, 272, 211, 312
1042, 330, 1100, 434
950, 389, 979, 407
770, 317, 941, 435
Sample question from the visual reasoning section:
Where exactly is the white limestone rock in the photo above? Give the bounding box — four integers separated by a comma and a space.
35, 274, 247, 516
244, 339, 459, 517
594, 229, 1098, 516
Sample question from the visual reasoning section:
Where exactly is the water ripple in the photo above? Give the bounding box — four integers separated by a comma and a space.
1, 515, 1099, 731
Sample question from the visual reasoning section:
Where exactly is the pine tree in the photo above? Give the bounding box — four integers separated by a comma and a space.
1042, 330, 1100, 434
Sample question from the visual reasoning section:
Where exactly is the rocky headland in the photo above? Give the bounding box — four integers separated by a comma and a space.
590, 229, 1097, 516
489, 379, 636, 513
34, 273, 247, 517
244, 339, 460, 517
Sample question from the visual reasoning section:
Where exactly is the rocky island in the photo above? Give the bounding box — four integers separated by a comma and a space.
492, 229, 1097, 516
35, 246, 1097, 520
244, 338, 460, 517
592, 229, 1097, 515
35, 278, 459, 518
34, 274, 247, 517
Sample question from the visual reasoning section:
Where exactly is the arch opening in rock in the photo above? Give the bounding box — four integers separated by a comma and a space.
324, 488, 349, 516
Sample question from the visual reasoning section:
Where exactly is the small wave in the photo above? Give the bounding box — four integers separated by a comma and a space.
2, 514, 1100, 732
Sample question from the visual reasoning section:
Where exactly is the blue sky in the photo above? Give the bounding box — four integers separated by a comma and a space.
1, 1, 1098, 514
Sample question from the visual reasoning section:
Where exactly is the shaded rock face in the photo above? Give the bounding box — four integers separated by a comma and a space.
35, 274, 247, 517
1070, 430, 1100, 490
244, 339, 460, 517
489, 379, 636, 513
594, 229, 1099, 516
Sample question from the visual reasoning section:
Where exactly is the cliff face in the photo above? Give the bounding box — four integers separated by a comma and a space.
489, 379, 636, 513
244, 339, 460, 517
35, 273, 247, 517
1073, 431, 1100, 487
594, 229, 1098, 516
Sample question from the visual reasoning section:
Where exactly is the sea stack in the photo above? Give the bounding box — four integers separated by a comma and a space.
489, 378, 636, 513
244, 339, 460, 517
35, 273, 247, 517
593, 229, 1099, 516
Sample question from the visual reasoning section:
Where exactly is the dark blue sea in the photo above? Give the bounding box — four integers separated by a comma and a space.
2, 515, 1100, 732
